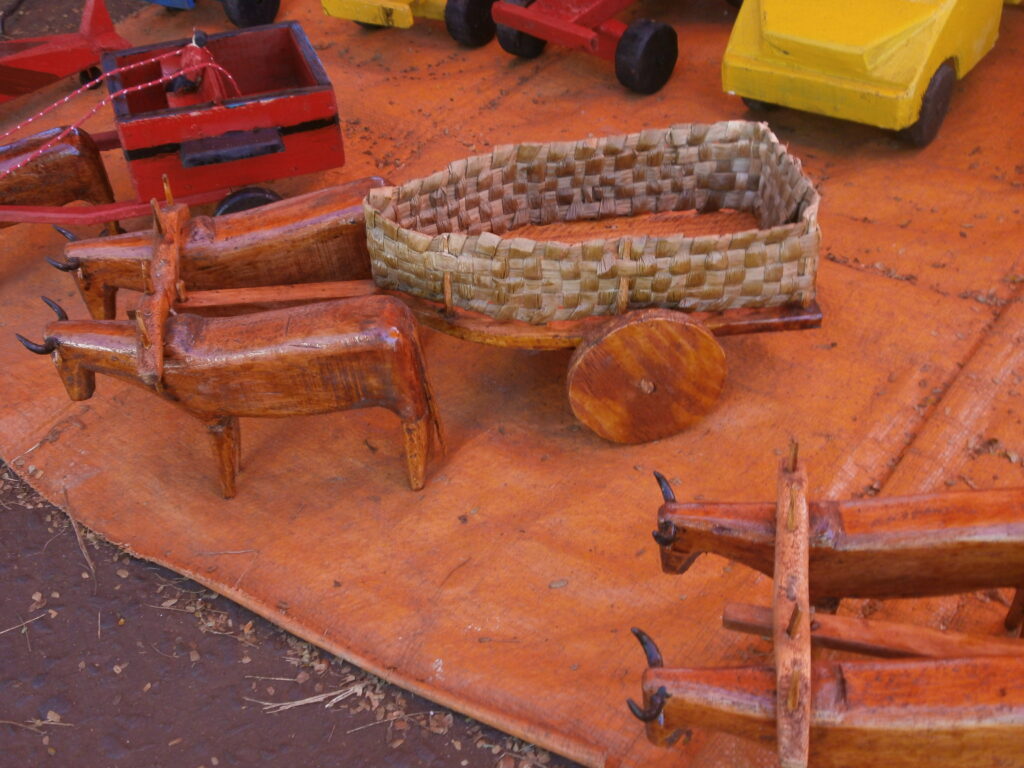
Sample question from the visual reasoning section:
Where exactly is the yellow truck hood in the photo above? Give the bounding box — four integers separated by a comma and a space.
760, 0, 949, 76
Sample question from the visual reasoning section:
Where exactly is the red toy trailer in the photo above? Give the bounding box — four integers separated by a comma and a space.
489, 0, 738, 93
491, 0, 677, 93
0, 22, 345, 228
0, 0, 130, 105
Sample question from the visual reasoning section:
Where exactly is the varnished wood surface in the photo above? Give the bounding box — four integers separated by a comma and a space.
32, 295, 441, 494
63, 177, 384, 318
135, 203, 189, 386
723, 602, 1024, 659
565, 309, 727, 444
0, 126, 114, 228
772, 458, 810, 768
641, 657, 1024, 767
656, 487, 1024, 618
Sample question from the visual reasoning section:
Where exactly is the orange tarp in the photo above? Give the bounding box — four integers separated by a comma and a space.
1, 2, 1023, 767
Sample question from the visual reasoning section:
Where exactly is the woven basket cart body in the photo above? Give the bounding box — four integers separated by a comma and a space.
364, 121, 822, 443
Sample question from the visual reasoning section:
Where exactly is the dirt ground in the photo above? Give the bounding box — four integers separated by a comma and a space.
1, 460, 578, 767
0, 3, 582, 766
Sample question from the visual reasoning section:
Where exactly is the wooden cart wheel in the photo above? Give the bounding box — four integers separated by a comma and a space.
566, 309, 726, 444
495, 0, 546, 59
221, 0, 280, 27
614, 19, 677, 94
900, 60, 956, 148
445, 0, 497, 47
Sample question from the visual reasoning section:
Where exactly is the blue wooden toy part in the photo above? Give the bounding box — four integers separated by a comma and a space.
142, 0, 196, 9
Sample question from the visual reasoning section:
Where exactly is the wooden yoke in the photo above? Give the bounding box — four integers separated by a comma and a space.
136, 199, 190, 387
774, 443, 810, 768
631, 448, 1024, 766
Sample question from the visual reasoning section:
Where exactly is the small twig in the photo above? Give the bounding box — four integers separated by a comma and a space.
40, 528, 68, 552
197, 549, 258, 556
244, 684, 367, 714
346, 710, 434, 734
96, 611, 101, 640
0, 719, 43, 734
232, 553, 260, 591
201, 629, 258, 647
0, 612, 47, 637
149, 643, 179, 660
244, 675, 301, 682
63, 490, 96, 593
144, 604, 205, 614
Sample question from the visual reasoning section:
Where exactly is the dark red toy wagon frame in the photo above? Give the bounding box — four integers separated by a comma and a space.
0, 22, 345, 228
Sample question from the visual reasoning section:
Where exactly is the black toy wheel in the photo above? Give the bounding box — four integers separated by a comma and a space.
725, 0, 742, 7
614, 19, 677, 94
215, 186, 282, 216
221, 0, 280, 28
741, 96, 779, 112
495, 0, 545, 59
355, 20, 385, 29
445, 0, 496, 47
78, 67, 102, 90
900, 60, 956, 148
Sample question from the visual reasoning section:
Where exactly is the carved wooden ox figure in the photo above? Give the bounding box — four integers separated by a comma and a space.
628, 629, 1024, 768
47, 179, 383, 319
651, 472, 1024, 631
17, 295, 443, 495
1, 126, 114, 226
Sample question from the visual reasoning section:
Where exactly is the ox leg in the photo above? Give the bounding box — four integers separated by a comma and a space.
1006, 587, 1024, 634
76, 280, 118, 320
401, 416, 431, 491
205, 416, 241, 499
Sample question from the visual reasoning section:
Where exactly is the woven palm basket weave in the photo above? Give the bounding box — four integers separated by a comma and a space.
364, 121, 820, 325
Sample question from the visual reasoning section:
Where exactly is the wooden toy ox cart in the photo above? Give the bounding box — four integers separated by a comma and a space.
630, 451, 1024, 767
0, 22, 344, 230
43, 121, 822, 452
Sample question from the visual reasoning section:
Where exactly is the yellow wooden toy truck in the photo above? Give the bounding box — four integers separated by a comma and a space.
722, 0, 1006, 146
321, 0, 495, 47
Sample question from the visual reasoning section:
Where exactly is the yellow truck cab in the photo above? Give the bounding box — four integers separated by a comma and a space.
722, 0, 1004, 146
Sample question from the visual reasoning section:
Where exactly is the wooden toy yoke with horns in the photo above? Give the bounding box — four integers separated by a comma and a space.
651, 466, 1024, 632
17, 200, 443, 495
630, 449, 1024, 768
48, 176, 385, 320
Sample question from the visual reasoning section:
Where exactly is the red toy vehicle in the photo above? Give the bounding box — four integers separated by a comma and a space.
0, 22, 345, 228
0, 0, 129, 106
489, 0, 737, 93
492, 0, 677, 93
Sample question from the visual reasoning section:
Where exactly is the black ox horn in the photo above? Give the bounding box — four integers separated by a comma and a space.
41, 296, 68, 321
45, 255, 82, 272
653, 470, 676, 503
15, 333, 55, 355
631, 627, 664, 668
625, 628, 670, 721
626, 686, 669, 723
52, 225, 79, 242
14, 296, 67, 354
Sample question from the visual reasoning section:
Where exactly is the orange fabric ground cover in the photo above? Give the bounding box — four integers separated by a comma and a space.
1, 3, 1022, 766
